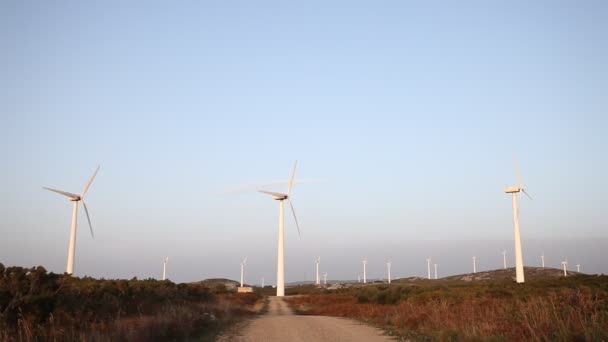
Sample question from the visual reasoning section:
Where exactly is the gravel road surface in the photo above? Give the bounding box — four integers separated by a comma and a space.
219, 296, 394, 341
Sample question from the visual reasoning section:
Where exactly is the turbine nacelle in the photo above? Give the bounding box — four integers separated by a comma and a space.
503, 185, 523, 193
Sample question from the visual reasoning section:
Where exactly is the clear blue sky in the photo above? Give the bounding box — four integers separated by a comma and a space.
1, 1, 607, 283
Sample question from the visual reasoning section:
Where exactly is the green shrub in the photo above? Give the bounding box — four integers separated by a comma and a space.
0, 265, 260, 341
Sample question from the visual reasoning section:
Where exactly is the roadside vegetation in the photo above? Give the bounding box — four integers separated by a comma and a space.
285, 274, 608, 341
0, 264, 262, 341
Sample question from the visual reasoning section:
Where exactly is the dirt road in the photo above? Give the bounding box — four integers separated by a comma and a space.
219, 296, 394, 341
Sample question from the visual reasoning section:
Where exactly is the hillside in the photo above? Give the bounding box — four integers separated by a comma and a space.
438, 266, 578, 282
285, 267, 580, 292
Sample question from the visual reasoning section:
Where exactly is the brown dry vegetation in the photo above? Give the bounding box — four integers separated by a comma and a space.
285, 274, 608, 341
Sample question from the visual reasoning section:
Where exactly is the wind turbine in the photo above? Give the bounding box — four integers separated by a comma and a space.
434, 263, 438, 280
315, 257, 320, 285
502, 250, 507, 269
387, 259, 392, 284
541, 253, 545, 269
240, 257, 247, 287
259, 161, 301, 297
426, 258, 431, 279
261, 277, 265, 287
357, 274, 361, 283
504, 158, 532, 283
43, 165, 100, 275
362, 258, 368, 284
576, 264, 581, 273
561, 259, 568, 276
472, 256, 477, 273
162, 257, 169, 280
323, 272, 328, 285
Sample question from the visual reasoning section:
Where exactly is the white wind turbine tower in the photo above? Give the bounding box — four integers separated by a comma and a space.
576, 264, 581, 272
434, 263, 438, 280
502, 250, 507, 269
386, 259, 392, 284
362, 258, 368, 284
504, 158, 532, 283
561, 259, 568, 276
162, 257, 169, 280
541, 253, 545, 269
259, 161, 301, 297
240, 257, 247, 287
472, 256, 477, 273
315, 257, 321, 285
357, 274, 361, 283
43, 166, 100, 275
426, 258, 431, 280
323, 272, 328, 285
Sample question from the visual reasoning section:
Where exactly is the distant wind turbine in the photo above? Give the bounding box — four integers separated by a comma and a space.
576, 264, 581, 273
43, 166, 100, 275
240, 257, 247, 287
362, 258, 368, 284
426, 258, 431, 280
541, 253, 545, 269
357, 274, 361, 283
434, 263, 438, 280
261, 277, 265, 287
315, 257, 320, 285
323, 272, 328, 285
472, 256, 477, 273
502, 250, 507, 269
259, 161, 301, 297
387, 259, 392, 284
561, 259, 568, 277
162, 257, 168, 280
504, 158, 532, 283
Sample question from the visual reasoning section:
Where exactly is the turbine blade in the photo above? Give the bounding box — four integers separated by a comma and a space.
43, 187, 80, 200
258, 190, 287, 198
81, 165, 100, 197
82, 201, 94, 239
522, 189, 533, 200
513, 157, 523, 187
287, 161, 298, 196
287, 198, 301, 238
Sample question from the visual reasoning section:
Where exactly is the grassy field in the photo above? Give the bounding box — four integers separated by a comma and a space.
285, 272, 608, 341
0, 264, 263, 341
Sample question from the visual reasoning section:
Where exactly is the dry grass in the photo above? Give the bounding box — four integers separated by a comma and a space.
285, 276, 608, 341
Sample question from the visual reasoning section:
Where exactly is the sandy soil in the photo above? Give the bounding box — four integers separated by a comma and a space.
218, 296, 394, 342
